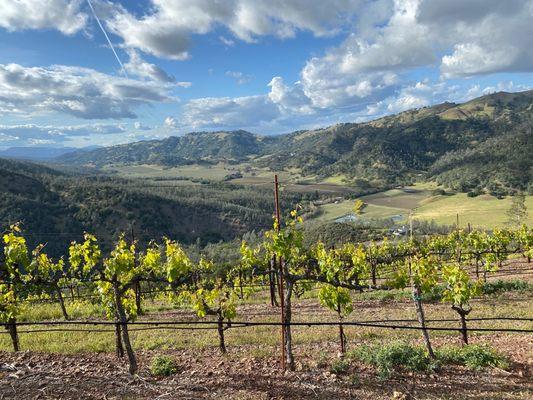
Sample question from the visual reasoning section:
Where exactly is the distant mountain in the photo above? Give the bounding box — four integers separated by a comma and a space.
57, 130, 268, 166
55, 90, 533, 195
262, 90, 533, 195
0, 145, 100, 161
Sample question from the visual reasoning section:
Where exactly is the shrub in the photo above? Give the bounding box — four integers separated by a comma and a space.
150, 355, 179, 376
482, 280, 531, 295
330, 358, 350, 374
350, 342, 436, 378
437, 345, 509, 370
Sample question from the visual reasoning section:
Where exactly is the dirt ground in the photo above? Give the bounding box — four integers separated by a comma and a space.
1, 333, 531, 400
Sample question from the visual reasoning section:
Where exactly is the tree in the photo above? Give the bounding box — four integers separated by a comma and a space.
507, 193, 528, 226
182, 259, 243, 354
353, 199, 367, 215
441, 262, 481, 344
1, 224, 32, 351
31, 248, 70, 320
263, 210, 308, 370
317, 284, 353, 355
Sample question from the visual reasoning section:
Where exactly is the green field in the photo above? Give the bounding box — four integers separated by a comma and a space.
312, 184, 532, 228
414, 193, 533, 228
104, 164, 531, 229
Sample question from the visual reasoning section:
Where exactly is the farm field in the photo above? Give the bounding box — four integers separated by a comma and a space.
1, 268, 531, 399
414, 194, 533, 228
106, 163, 358, 195
93, 163, 533, 228
311, 183, 533, 228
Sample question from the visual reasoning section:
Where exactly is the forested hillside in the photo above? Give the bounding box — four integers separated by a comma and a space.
55, 90, 533, 195
0, 158, 310, 257
58, 130, 268, 166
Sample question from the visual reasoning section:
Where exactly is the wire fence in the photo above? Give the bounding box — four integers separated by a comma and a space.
2, 316, 532, 335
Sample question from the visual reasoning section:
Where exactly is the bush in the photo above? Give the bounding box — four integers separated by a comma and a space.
330, 358, 350, 374
437, 345, 509, 370
150, 355, 179, 376
350, 342, 436, 378
482, 280, 531, 295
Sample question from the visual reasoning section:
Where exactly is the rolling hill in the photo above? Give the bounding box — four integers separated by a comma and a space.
52, 90, 533, 195
0, 158, 308, 257
57, 130, 269, 166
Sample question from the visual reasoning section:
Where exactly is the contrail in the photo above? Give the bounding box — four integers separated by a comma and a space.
86, 0, 128, 78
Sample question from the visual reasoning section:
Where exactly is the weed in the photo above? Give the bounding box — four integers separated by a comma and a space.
350, 341, 436, 378
482, 280, 531, 296
150, 355, 179, 376
330, 358, 350, 374
437, 345, 509, 370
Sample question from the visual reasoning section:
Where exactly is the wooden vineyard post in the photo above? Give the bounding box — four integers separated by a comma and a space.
130, 222, 142, 315
274, 174, 286, 371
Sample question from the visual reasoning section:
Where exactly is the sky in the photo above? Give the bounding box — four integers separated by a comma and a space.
0, 0, 532, 149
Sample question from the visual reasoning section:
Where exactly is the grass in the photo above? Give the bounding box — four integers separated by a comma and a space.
349, 341, 437, 378
150, 355, 179, 376
350, 342, 509, 378
311, 182, 533, 228
482, 280, 532, 295
436, 344, 509, 370
414, 193, 533, 228
106, 163, 236, 181
313, 200, 405, 222
2, 282, 531, 355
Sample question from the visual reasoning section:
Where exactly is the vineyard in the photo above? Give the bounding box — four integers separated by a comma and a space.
1, 215, 532, 399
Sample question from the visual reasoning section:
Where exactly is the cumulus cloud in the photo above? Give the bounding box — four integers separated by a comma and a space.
2, 0, 533, 137
267, 77, 312, 114
182, 95, 279, 129
0, 0, 87, 35
418, 0, 533, 77
0, 63, 173, 119
124, 50, 176, 83
164, 117, 178, 128
104, 0, 362, 59
134, 121, 151, 130
0, 123, 127, 147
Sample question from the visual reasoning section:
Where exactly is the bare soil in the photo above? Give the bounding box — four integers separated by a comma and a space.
1, 333, 531, 400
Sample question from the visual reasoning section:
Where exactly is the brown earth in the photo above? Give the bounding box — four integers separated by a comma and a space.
1, 333, 531, 400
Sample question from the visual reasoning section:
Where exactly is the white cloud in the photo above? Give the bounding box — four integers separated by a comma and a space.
183, 95, 279, 129
219, 36, 235, 47
164, 116, 178, 128
134, 121, 151, 130
225, 71, 253, 85
419, 0, 533, 77
0, 63, 173, 119
104, 0, 362, 59
267, 77, 312, 114
0, 123, 127, 147
124, 50, 176, 83
0, 0, 87, 35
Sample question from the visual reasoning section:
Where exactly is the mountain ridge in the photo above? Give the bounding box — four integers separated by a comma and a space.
53, 90, 533, 195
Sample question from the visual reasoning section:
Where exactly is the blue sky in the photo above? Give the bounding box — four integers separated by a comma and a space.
0, 0, 532, 148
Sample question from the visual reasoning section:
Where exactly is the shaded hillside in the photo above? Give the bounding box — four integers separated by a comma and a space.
262, 91, 533, 192
0, 158, 309, 257
430, 126, 532, 196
